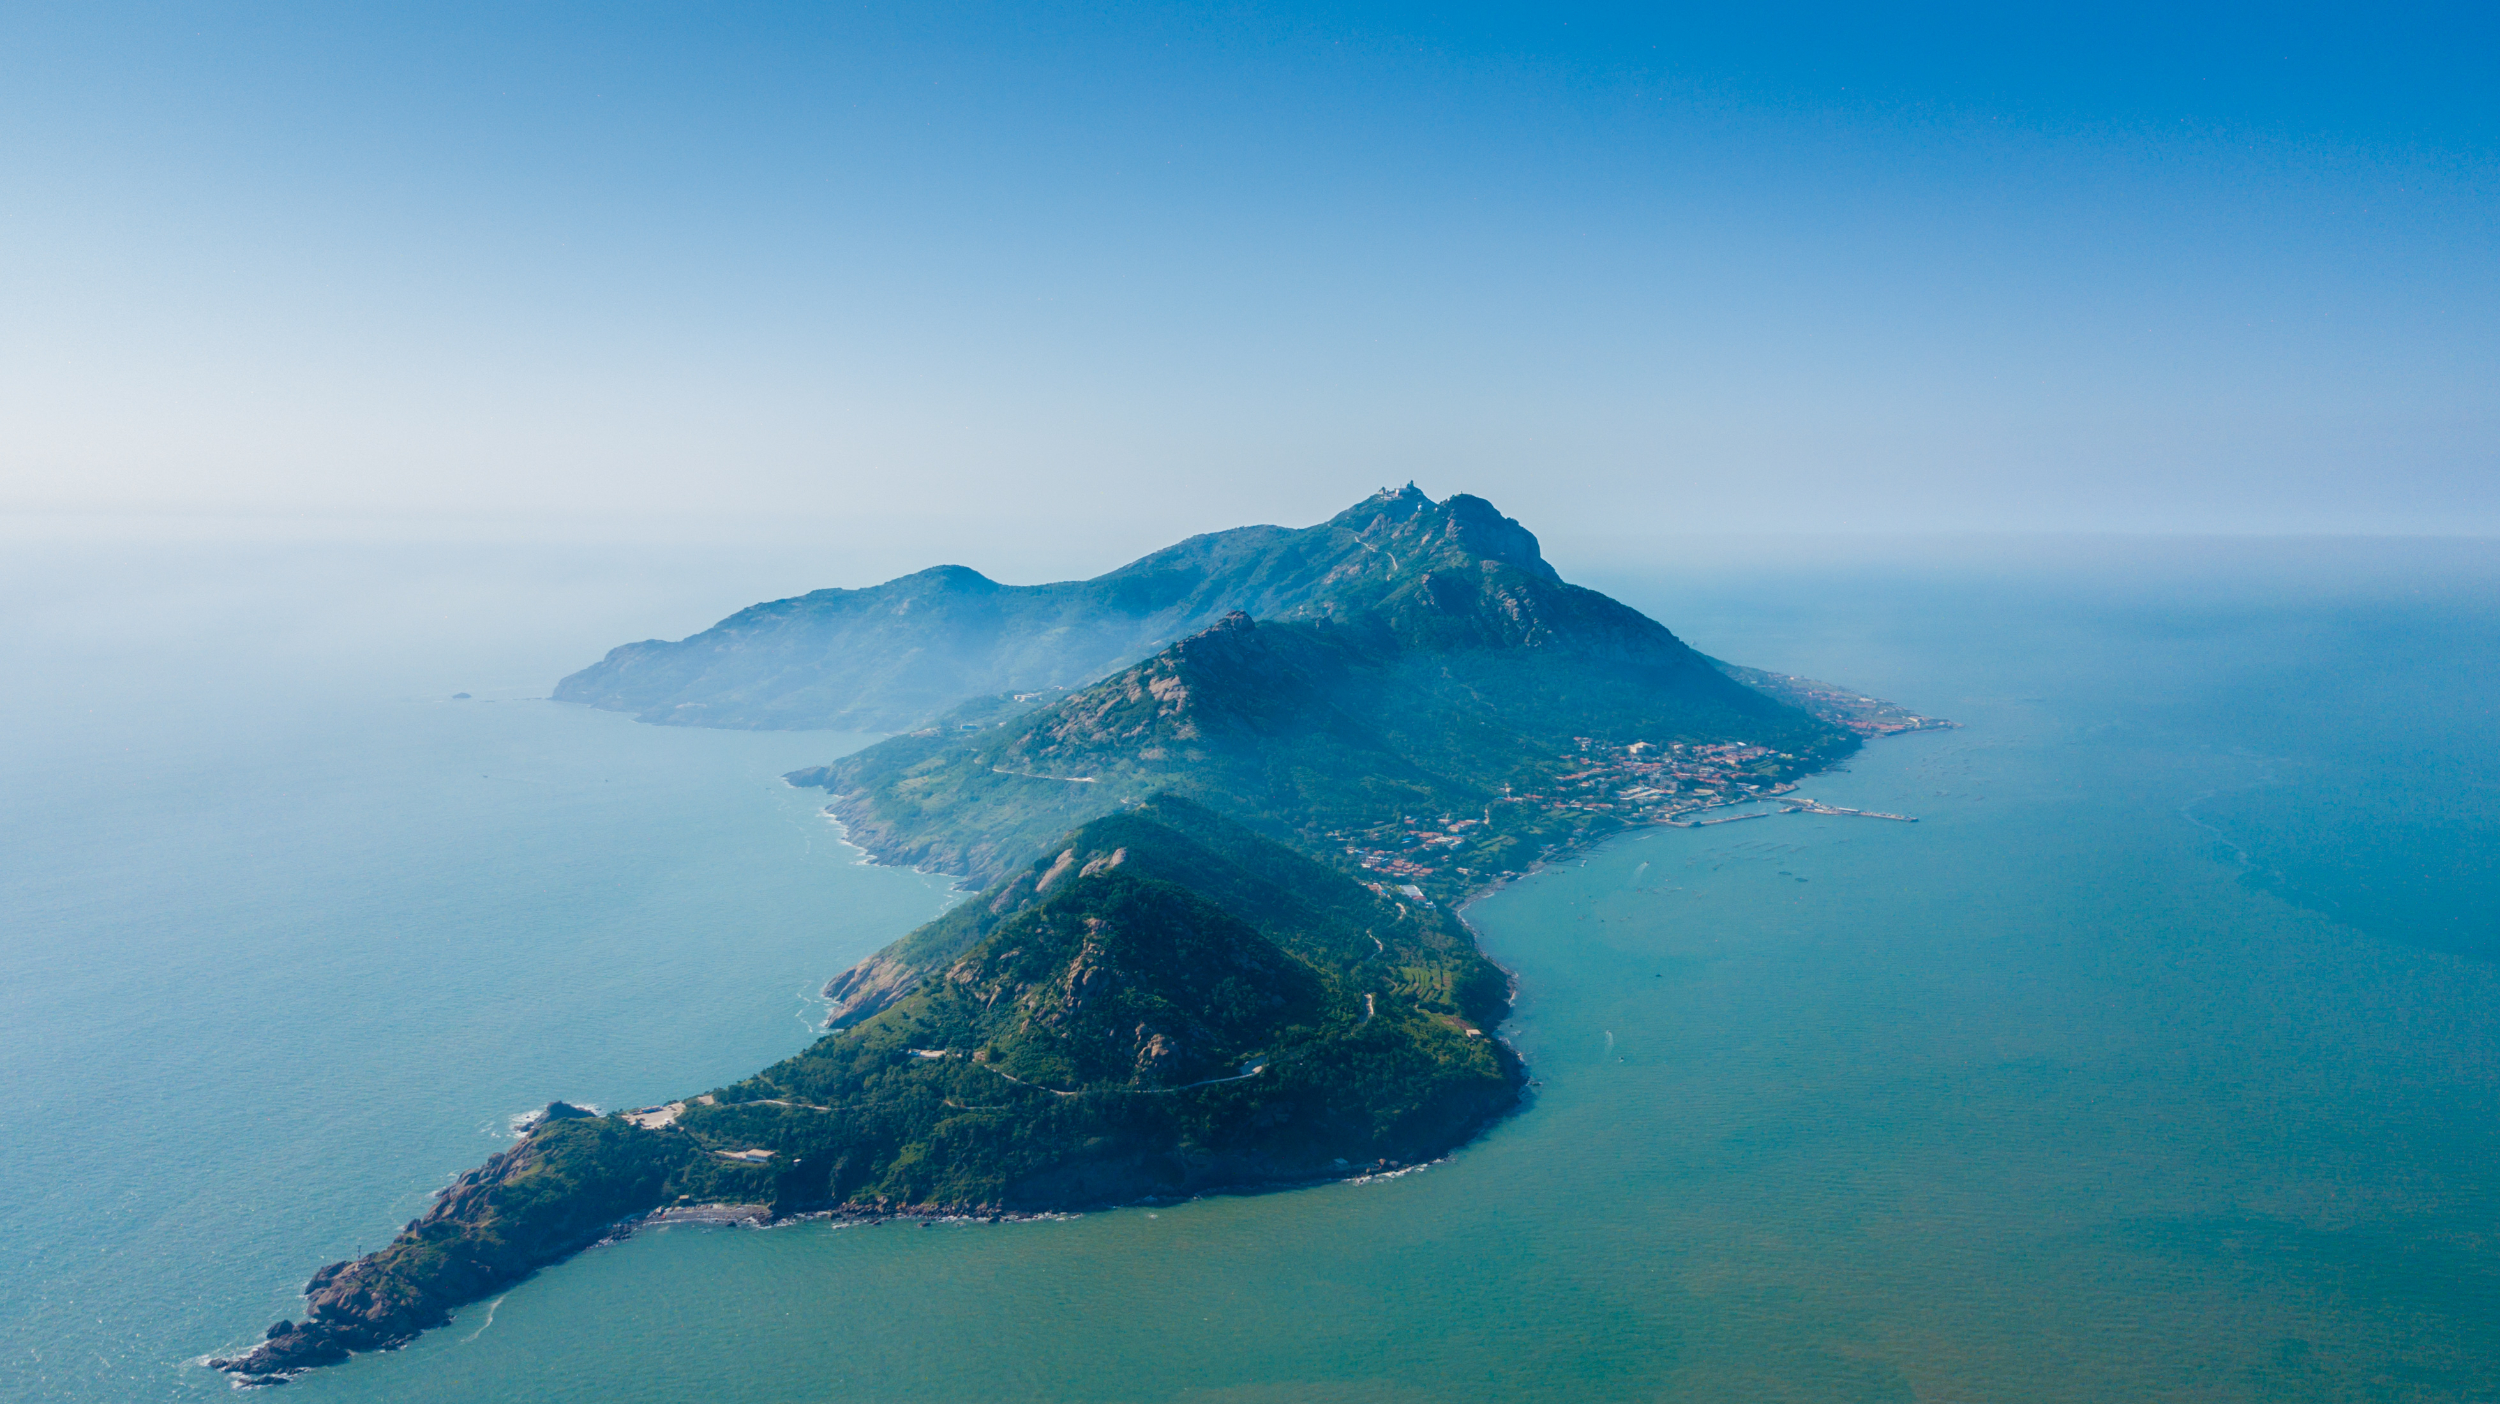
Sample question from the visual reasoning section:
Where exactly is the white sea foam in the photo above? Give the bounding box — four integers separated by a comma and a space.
816, 809, 876, 864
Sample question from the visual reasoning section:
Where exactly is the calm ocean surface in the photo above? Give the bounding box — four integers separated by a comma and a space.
4, 536, 2495, 1402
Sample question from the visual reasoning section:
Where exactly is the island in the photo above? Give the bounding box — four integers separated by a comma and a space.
212, 486, 1945, 1382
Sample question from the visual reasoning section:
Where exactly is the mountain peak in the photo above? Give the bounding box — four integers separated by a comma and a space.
1317, 488, 1554, 581
909, 564, 1001, 590
560, 488, 1555, 729
1433, 493, 1553, 578
1327, 482, 1432, 534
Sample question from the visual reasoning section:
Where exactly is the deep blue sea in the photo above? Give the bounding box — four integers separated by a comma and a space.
4, 532, 2495, 1402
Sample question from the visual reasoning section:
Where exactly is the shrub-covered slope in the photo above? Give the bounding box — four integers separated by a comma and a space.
797, 600, 1848, 897
825, 795, 1509, 1030
211, 801, 1518, 1382
697, 811, 1518, 1212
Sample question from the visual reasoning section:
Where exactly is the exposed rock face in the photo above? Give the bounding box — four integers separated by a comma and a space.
822, 953, 924, 1029
208, 1144, 539, 1380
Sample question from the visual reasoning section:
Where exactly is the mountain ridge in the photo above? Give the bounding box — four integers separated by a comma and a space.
555, 486, 1614, 731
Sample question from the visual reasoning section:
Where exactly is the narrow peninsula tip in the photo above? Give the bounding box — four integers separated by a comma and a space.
212, 486, 1944, 1383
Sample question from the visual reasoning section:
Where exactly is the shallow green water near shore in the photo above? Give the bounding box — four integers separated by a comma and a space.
6, 539, 2497, 1401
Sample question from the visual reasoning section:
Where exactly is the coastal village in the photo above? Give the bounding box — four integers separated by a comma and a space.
1331, 696, 1954, 898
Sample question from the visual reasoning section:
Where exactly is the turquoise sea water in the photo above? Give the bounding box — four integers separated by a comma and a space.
4, 536, 2496, 1402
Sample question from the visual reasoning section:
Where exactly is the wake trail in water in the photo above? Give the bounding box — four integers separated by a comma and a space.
462, 1295, 507, 1343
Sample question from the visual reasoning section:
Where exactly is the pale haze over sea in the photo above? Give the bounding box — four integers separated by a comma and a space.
5, 3, 2498, 1400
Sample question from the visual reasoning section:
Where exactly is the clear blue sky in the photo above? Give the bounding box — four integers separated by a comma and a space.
4, 2, 2493, 551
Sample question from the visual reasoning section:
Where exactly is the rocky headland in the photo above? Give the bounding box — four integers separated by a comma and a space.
214, 488, 1936, 1384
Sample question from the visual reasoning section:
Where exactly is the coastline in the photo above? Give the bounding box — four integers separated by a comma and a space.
209, 679, 1941, 1387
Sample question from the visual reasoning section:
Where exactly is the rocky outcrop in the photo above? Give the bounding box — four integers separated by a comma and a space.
209, 1108, 708, 1384
208, 1143, 540, 1381
821, 951, 923, 1028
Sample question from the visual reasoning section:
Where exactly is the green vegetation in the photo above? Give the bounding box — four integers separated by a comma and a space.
214, 800, 1521, 1380
797, 491, 1853, 904
208, 1111, 775, 1377
217, 488, 1885, 1382
677, 800, 1517, 1210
